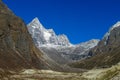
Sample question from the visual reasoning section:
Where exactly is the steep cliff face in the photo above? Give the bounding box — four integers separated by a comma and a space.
0, 1, 48, 70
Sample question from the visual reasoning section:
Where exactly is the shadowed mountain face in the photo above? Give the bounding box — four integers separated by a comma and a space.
0, 0, 49, 70
69, 22, 120, 69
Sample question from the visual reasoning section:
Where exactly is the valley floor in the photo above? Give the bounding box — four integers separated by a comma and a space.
1, 63, 120, 80
8, 69, 86, 80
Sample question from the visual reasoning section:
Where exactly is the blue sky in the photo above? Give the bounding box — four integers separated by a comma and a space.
3, 0, 120, 44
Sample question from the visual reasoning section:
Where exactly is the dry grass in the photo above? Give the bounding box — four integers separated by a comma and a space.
1, 63, 120, 80
4, 69, 86, 80
98, 63, 120, 80
81, 63, 120, 80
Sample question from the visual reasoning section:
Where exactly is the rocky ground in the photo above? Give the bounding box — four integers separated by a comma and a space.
1, 63, 120, 80
0, 69, 86, 80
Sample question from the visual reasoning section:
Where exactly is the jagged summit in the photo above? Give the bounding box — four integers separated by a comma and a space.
57, 34, 71, 46
27, 17, 71, 47
33, 17, 39, 22
28, 17, 45, 30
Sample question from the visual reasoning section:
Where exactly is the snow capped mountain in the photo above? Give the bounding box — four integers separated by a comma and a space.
103, 21, 120, 45
57, 34, 70, 46
27, 17, 100, 61
27, 17, 71, 47
65, 39, 100, 60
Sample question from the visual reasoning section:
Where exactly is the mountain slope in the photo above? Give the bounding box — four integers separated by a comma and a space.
69, 22, 120, 69
0, 1, 78, 72
0, 0, 52, 70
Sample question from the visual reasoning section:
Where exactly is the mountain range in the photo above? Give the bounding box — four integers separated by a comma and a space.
27, 17, 99, 61
0, 0, 120, 79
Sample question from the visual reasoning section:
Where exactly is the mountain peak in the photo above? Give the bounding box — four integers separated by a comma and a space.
27, 17, 72, 47
57, 34, 71, 46
28, 17, 46, 31
32, 17, 40, 23
58, 34, 68, 40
